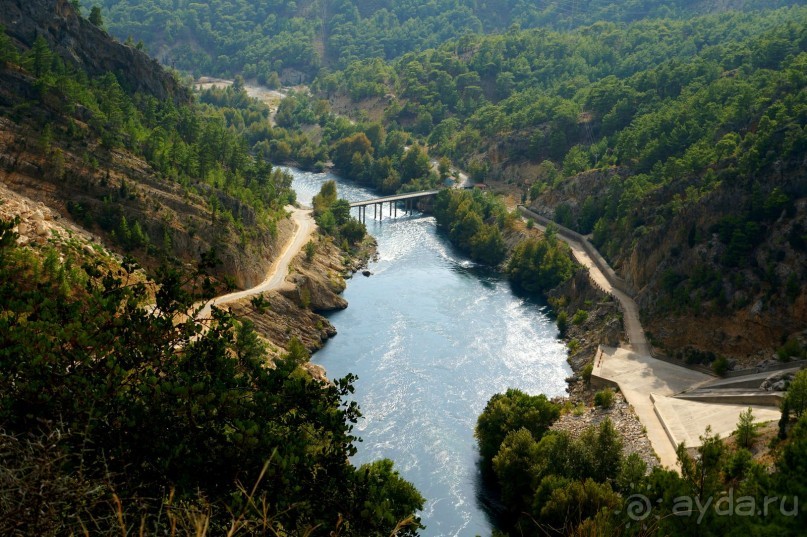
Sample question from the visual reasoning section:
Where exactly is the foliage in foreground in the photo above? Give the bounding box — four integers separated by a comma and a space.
477, 385, 807, 536
0, 218, 423, 535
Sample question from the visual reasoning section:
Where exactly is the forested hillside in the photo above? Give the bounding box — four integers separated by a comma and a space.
0, 0, 302, 288
87, 0, 807, 364
81, 0, 795, 82
318, 5, 807, 364
0, 1, 424, 533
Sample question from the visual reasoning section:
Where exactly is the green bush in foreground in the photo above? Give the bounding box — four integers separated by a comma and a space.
0, 218, 422, 535
594, 388, 615, 408
475, 389, 561, 470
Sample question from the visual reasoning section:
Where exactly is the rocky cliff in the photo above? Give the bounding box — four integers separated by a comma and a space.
0, 0, 188, 103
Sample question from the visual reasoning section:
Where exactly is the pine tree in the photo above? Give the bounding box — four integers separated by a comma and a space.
0, 25, 19, 66
89, 6, 103, 27
735, 407, 759, 449
29, 35, 51, 78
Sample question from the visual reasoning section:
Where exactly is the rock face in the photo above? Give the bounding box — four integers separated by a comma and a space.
0, 0, 188, 103
228, 237, 362, 357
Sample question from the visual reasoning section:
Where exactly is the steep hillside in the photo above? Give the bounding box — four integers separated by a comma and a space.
0, 2, 425, 533
0, 0, 300, 289
2, 0, 186, 101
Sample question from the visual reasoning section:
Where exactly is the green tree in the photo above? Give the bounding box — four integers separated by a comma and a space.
779, 397, 791, 439
352, 459, 426, 537
89, 6, 103, 27
476, 389, 560, 469
28, 35, 51, 78
400, 144, 430, 183
735, 407, 760, 449
331, 198, 352, 226
537, 478, 621, 531
340, 218, 366, 244
0, 218, 422, 534
0, 24, 19, 66
507, 235, 574, 293
786, 369, 807, 418
312, 179, 338, 215
492, 428, 541, 507
776, 414, 807, 514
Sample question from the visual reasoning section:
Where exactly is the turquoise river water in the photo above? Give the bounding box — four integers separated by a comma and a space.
288, 167, 570, 537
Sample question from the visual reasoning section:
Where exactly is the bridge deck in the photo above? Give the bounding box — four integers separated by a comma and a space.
349, 190, 439, 208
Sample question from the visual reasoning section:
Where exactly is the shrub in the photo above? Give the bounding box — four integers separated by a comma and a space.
712, 355, 730, 376
572, 309, 588, 325
582, 362, 594, 384
594, 388, 615, 408
557, 310, 569, 337
777, 338, 804, 361
304, 239, 317, 262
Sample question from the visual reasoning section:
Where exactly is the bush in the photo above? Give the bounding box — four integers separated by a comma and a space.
594, 388, 615, 408
777, 338, 804, 361
712, 355, 730, 376
582, 362, 594, 384
557, 310, 569, 337
572, 309, 588, 325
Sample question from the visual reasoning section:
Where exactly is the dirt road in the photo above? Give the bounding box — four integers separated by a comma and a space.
196, 207, 315, 321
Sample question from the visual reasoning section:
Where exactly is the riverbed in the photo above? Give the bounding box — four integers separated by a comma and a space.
288, 167, 570, 537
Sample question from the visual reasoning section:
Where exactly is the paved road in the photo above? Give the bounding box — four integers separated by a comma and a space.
196, 207, 315, 321
518, 206, 783, 469
594, 346, 710, 467
518, 206, 649, 354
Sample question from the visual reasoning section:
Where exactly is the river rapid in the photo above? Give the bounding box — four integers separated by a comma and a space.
288, 167, 570, 537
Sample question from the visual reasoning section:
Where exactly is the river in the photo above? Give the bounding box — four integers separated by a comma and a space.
288, 167, 571, 537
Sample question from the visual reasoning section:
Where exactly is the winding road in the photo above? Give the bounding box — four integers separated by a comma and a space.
517, 205, 781, 470
196, 206, 315, 321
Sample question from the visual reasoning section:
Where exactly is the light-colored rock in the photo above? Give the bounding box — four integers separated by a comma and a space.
35, 222, 48, 237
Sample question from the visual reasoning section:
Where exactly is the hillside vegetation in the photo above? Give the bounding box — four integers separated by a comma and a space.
475, 388, 807, 535
0, 1, 423, 533
0, 0, 301, 288
82, 0, 794, 81
93, 0, 807, 363
317, 5, 807, 364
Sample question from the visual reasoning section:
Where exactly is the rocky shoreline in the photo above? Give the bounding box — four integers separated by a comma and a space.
548, 269, 661, 466
229, 229, 377, 374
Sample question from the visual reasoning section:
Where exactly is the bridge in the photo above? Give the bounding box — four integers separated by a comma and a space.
350, 190, 439, 221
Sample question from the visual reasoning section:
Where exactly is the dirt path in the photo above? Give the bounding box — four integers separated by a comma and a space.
196, 207, 315, 321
